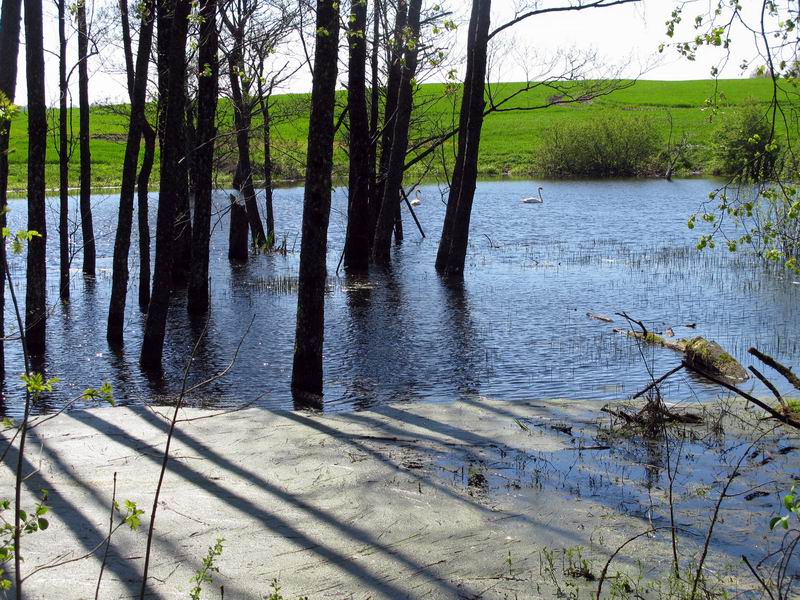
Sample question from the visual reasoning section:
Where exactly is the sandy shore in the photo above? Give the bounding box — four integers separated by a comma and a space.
1, 396, 795, 599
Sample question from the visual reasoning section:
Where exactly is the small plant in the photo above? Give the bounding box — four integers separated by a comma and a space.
0, 490, 50, 590
189, 538, 225, 600
770, 486, 800, 531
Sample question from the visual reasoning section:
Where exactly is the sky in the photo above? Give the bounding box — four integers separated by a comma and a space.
6, 0, 768, 107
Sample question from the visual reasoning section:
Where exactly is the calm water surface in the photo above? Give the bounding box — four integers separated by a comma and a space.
2, 178, 798, 416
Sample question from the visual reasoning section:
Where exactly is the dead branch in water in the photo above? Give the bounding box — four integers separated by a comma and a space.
749, 347, 800, 392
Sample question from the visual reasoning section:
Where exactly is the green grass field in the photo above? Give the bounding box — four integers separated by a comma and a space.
4, 78, 778, 192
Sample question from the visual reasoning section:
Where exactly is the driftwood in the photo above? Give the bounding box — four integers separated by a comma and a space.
612, 328, 749, 384
682, 361, 800, 431
749, 347, 800, 391
587, 312, 614, 323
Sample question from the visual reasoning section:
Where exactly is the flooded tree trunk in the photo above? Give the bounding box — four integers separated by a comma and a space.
291, 0, 340, 402
436, 0, 491, 277
372, 0, 422, 264
58, 0, 70, 300
343, 0, 371, 272
187, 0, 218, 314
371, 0, 407, 239
228, 48, 266, 248
228, 165, 249, 262
25, 0, 48, 355
137, 121, 155, 308
367, 0, 380, 243
141, 0, 191, 370
172, 107, 192, 287
77, 0, 95, 277
261, 101, 275, 245
107, 0, 155, 344
0, 0, 23, 378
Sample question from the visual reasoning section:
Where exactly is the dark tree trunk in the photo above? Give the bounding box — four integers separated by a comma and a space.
172, 100, 192, 286
187, 0, 218, 314
107, 0, 155, 344
291, 0, 340, 402
25, 0, 48, 355
393, 200, 403, 244
120, 0, 153, 308
261, 101, 275, 244
77, 0, 94, 277
371, 0, 407, 236
436, 0, 491, 277
138, 120, 155, 307
58, 0, 69, 300
343, 0, 370, 271
228, 165, 249, 262
140, 0, 191, 370
0, 0, 23, 379
367, 0, 380, 241
372, 0, 422, 263
228, 49, 266, 248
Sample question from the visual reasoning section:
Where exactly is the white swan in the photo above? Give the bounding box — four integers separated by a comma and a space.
522, 187, 544, 204
410, 190, 422, 206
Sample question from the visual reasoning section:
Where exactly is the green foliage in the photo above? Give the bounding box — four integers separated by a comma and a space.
712, 104, 778, 181
536, 114, 659, 178
189, 538, 224, 600
2, 224, 43, 256
770, 485, 800, 531
0, 92, 18, 135
82, 381, 115, 406
115, 499, 145, 531
0, 490, 50, 590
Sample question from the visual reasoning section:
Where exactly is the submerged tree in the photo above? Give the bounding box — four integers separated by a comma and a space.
25, 0, 48, 355
77, 0, 95, 278
0, 0, 23, 378
435, 0, 491, 276
107, 0, 156, 345
291, 0, 340, 403
141, 0, 192, 369
187, 0, 219, 314
373, 0, 423, 263
343, 0, 371, 271
57, 0, 71, 299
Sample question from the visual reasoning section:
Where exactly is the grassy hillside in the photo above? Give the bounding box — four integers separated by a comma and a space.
4, 78, 778, 192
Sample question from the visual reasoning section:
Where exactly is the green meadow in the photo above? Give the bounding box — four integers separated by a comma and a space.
4, 78, 778, 193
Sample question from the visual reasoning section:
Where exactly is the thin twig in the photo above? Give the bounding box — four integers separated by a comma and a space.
95, 472, 117, 599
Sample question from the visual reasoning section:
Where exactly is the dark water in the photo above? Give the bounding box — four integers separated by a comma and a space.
2, 178, 799, 417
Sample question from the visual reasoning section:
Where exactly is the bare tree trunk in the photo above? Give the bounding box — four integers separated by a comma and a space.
187, 0, 218, 314
228, 48, 266, 248
58, 0, 70, 300
119, 0, 152, 309
228, 164, 249, 262
172, 100, 192, 286
107, 0, 155, 344
343, 0, 370, 271
261, 101, 274, 244
367, 0, 380, 243
138, 121, 155, 307
0, 0, 23, 379
77, 0, 95, 277
141, 0, 191, 370
436, 0, 491, 277
291, 0, 340, 403
371, 0, 406, 237
25, 0, 48, 355
372, 0, 421, 263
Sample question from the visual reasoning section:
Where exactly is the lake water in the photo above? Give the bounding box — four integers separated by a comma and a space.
2, 178, 798, 416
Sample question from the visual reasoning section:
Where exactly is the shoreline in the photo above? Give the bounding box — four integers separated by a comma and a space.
2, 395, 794, 598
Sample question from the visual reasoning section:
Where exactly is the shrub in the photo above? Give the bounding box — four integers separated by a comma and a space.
712, 103, 778, 181
535, 113, 659, 178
